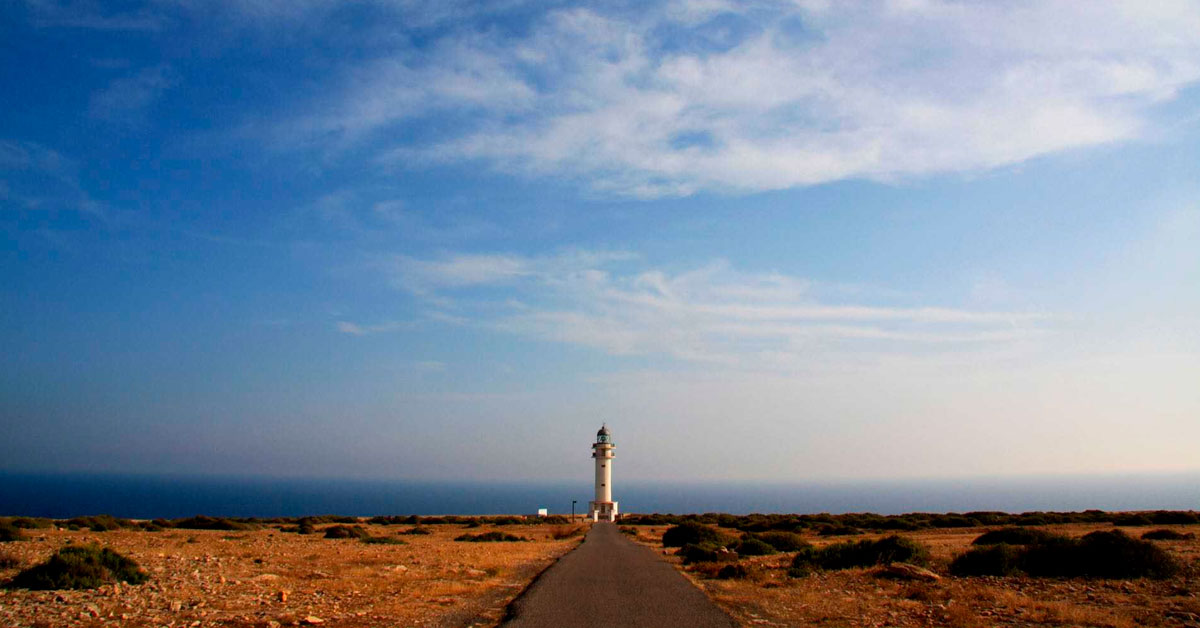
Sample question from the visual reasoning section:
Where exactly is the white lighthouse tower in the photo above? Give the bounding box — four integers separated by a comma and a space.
588, 424, 618, 522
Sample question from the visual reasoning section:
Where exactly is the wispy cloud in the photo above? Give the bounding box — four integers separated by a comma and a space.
383, 252, 1051, 369
89, 66, 175, 124
22, 0, 165, 31
335, 320, 416, 336
281, 1, 1200, 196
0, 140, 107, 218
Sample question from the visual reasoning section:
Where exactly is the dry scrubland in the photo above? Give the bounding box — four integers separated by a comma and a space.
626, 523, 1200, 627
0, 521, 583, 628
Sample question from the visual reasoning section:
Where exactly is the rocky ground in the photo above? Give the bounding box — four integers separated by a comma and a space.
630, 524, 1200, 628
0, 523, 582, 628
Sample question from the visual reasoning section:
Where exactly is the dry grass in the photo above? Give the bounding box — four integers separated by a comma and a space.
0, 522, 582, 627
634, 523, 1200, 627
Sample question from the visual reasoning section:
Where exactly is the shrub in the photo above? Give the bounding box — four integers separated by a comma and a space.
455, 531, 526, 542
716, 563, 749, 579
6, 545, 147, 590
66, 515, 131, 532
677, 543, 738, 565
402, 526, 432, 535
172, 516, 248, 531
549, 524, 586, 540
755, 531, 811, 552
950, 530, 1178, 579
1142, 529, 1195, 541
972, 528, 1067, 546
1112, 513, 1153, 527
0, 524, 26, 543
816, 524, 864, 537
793, 535, 930, 570
1067, 530, 1177, 579
323, 525, 369, 539
950, 544, 1023, 576
735, 538, 777, 556
361, 536, 406, 545
6, 518, 52, 529
662, 522, 728, 548
1149, 511, 1200, 525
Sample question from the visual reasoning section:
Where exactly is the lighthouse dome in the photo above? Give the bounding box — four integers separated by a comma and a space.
596, 424, 612, 443
597, 424, 610, 437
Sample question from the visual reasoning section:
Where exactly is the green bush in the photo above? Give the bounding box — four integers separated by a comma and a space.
735, 538, 777, 556
793, 535, 930, 570
950, 544, 1023, 576
6, 545, 147, 590
6, 518, 52, 529
1142, 529, 1195, 541
816, 524, 863, 537
1149, 511, 1200, 525
455, 531, 526, 542
402, 526, 433, 535
0, 524, 26, 543
361, 536, 406, 545
65, 515, 132, 532
172, 516, 248, 531
950, 530, 1178, 579
716, 563, 749, 579
972, 528, 1067, 546
0, 553, 20, 569
323, 525, 369, 539
662, 522, 727, 548
755, 531, 811, 552
677, 543, 738, 565
1112, 513, 1153, 527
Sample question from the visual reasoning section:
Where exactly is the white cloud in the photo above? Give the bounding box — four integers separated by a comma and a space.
335, 320, 416, 335
386, 251, 1051, 369
289, 1, 1200, 196
89, 66, 175, 123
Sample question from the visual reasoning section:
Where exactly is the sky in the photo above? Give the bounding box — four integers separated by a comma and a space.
2, 0, 1198, 486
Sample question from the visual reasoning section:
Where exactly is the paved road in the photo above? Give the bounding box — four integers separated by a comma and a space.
499, 522, 739, 628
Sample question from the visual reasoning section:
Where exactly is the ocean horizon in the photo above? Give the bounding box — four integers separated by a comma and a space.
1, 471, 1197, 519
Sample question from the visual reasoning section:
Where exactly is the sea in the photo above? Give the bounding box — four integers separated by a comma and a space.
1, 472, 1197, 519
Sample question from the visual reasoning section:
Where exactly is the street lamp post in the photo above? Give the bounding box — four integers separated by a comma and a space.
572, 500, 577, 522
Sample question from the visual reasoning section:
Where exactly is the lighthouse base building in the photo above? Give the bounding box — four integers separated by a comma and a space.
589, 424, 619, 522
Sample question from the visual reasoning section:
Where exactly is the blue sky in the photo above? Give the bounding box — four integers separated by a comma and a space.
2, 0, 1198, 484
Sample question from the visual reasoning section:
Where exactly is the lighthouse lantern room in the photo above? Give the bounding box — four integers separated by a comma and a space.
588, 424, 618, 522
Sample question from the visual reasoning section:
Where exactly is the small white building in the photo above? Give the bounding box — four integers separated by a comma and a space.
588, 424, 619, 522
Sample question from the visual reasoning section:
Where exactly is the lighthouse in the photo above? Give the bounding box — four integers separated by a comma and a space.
588, 424, 619, 522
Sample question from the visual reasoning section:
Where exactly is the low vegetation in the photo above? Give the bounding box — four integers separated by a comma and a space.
6, 545, 147, 590
734, 537, 777, 556
549, 524, 586, 540
0, 523, 26, 543
455, 531, 527, 542
792, 535, 930, 571
972, 527, 1068, 546
677, 543, 739, 565
323, 525, 370, 539
753, 531, 811, 552
360, 535, 406, 545
951, 529, 1178, 579
171, 516, 250, 531
662, 522, 730, 548
1141, 529, 1195, 541
0, 552, 20, 569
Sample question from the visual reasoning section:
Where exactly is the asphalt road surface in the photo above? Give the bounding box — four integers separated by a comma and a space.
499, 522, 739, 628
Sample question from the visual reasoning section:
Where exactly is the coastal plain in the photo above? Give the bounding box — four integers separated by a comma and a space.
0, 522, 581, 628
